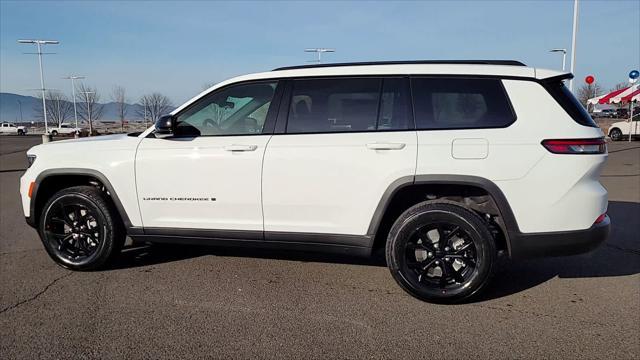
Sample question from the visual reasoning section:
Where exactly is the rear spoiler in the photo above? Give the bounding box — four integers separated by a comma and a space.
541, 73, 574, 84
535, 68, 573, 83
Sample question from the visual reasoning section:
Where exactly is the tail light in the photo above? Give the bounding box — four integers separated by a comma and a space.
594, 213, 607, 224
541, 138, 607, 154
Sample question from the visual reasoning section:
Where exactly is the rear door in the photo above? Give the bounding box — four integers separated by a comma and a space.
262, 77, 417, 242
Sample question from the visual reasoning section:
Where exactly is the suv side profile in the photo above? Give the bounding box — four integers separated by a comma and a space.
20, 61, 610, 303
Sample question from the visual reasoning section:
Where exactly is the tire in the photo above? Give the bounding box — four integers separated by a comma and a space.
17, 130, 24, 135
385, 201, 496, 304
38, 186, 124, 271
51, 130, 58, 136
609, 128, 622, 141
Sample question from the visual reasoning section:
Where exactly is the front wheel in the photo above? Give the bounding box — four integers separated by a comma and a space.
385, 201, 496, 303
39, 186, 124, 270
51, 130, 58, 136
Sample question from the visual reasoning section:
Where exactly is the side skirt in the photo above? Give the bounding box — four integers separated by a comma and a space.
131, 229, 373, 258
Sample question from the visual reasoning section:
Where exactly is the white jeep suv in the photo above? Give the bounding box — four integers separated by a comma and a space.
20, 61, 610, 303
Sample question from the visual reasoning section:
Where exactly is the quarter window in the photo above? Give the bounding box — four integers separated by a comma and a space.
411, 78, 515, 129
175, 81, 277, 136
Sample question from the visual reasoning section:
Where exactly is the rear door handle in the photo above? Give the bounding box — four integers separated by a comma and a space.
366, 142, 406, 150
223, 144, 258, 152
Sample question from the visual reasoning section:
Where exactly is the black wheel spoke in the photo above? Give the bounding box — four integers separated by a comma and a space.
445, 226, 460, 246
444, 262, 465, 284
438, 263, 449, 288
417, 259, 437, 282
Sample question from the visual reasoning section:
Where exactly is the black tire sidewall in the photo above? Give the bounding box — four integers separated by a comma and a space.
386, 202, 496, 303
39, 187, 118, 270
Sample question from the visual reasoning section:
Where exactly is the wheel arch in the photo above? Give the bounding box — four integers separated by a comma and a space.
367, 175, 520, 256
28, 168, 137, 234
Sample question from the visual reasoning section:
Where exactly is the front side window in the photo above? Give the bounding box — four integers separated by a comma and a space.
411, 77, 516, 130
175, 81, 277, 136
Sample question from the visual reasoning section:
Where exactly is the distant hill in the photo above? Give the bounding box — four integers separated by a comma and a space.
0, 92, 172, 123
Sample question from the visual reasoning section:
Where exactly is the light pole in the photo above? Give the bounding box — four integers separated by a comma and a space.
304, 48, 335, 63
18, 39, 59, 134
569, 0, 579, 91
17, 100, 23, 123
80, 91, 95, 136
62, 75, 85, 129
550, 49, 567, 71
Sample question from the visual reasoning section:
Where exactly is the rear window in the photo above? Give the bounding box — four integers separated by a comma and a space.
411, 78, 516, 130
543, 80, 598, 128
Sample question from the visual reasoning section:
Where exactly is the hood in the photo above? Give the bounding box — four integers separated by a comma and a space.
27, 133, 142, 157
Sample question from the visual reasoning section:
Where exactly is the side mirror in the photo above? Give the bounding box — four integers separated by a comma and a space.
155, 115, 174, 137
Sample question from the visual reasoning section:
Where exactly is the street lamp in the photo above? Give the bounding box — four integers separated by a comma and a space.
569, 0, 579, 91
62, 75, 85, 129
80, 90, 95, 136
549, 49, 567, 71
18, 39, 59, 134
304, 48, 335, 63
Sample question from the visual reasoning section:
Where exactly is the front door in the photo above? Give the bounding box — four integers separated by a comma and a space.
135, 81, 280, 232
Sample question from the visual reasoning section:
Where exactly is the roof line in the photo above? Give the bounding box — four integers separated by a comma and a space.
273, 60, 526, 71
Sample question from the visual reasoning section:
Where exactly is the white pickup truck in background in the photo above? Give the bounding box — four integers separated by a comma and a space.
0, 122, 27, 135
50, 123, 81, 136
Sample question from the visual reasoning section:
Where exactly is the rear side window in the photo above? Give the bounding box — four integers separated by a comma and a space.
543, 80, 598, 128
411, 78, 516, 130
286, 77, 411, 134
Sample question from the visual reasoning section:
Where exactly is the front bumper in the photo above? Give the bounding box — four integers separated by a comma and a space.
509, 215, 610, 259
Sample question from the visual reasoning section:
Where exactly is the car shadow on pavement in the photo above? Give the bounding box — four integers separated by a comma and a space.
109, 201, 639, 301
477, 200, 640, 302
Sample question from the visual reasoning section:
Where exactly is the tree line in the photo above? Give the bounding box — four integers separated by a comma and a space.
33, 84, 173, 131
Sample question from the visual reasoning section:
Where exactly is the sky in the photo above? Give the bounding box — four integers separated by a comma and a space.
1, 0, 639, 105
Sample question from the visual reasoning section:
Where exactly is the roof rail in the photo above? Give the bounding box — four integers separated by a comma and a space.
273, 60, 526, 71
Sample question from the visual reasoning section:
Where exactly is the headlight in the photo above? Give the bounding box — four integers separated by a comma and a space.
27, 154, 36, 168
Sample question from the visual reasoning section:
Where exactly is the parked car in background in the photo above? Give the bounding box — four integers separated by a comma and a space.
50, 123, 81, 136
593, 109, 617, 118
608, 113, 640, 141
616, 108, 629, 119
0, 122, 27, 135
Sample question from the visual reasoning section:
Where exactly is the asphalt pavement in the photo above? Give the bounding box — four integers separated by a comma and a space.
1, 135, 638, 359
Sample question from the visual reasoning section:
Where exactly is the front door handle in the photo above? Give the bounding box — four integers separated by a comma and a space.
366, 142, 406, 150
223, 144, 258, 152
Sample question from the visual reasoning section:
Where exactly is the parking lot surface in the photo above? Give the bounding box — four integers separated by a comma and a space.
1, 135, 638, 359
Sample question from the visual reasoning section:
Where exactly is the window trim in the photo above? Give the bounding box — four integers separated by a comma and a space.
169, 79, 284, 138
410, 76, 518, 131
274, 76, 415, 136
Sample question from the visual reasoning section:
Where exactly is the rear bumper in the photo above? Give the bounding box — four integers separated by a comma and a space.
509, 215, 610, 259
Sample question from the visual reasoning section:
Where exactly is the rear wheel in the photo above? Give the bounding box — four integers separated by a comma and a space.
385, 201, 496, 303
610, 128, 622, 141
51, 130, 58, 136
39, 186, 124, 270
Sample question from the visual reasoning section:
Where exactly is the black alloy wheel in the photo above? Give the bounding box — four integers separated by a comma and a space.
39, 186, 124, 270
386, 201, 496, 303
609, 128, 622, 141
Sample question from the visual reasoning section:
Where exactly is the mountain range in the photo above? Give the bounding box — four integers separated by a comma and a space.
0, 92, 172, 123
